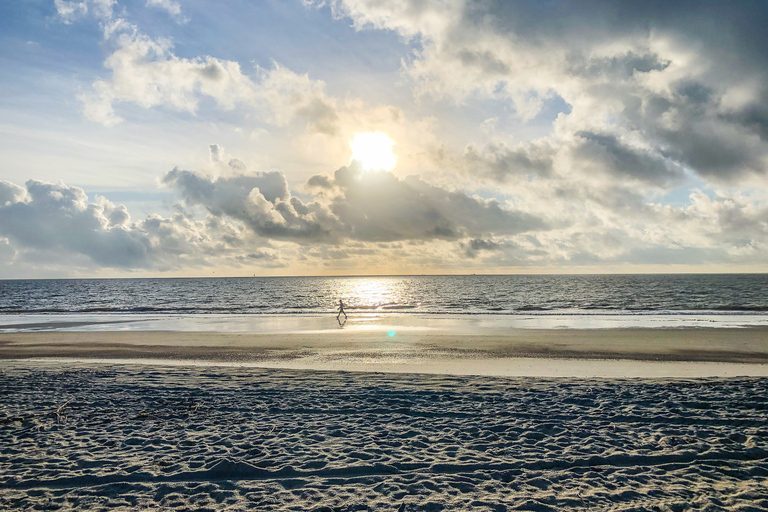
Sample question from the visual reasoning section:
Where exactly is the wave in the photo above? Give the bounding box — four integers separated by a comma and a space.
3, 307, 768, 316
3, 275, 768, 316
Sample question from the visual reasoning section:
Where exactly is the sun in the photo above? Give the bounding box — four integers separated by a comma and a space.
350, 132, 397, 171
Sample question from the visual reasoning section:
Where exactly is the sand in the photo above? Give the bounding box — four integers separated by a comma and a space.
1, 327, 767, 510
1, 327, 768, 377
1, 362, 767, 511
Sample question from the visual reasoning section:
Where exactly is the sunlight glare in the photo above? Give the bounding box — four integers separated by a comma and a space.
350, 132, 397, 171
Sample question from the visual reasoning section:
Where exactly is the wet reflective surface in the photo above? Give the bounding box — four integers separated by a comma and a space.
2, 311, 768, 333
1, 274, 768, 315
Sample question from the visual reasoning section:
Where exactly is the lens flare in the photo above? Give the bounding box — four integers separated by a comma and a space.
388, 330, 396, 337
350, 132, 397, 171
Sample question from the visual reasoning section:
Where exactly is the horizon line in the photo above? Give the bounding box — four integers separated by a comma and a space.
2, 271, 768, 281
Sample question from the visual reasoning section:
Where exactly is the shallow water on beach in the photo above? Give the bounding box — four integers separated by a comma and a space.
3, 311, 768, 334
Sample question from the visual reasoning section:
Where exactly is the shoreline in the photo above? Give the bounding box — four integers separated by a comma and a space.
4, 311, 768, 334
2, 326, 767, 377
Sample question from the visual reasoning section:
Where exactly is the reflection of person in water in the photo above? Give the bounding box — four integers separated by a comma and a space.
337, 299, 347, 320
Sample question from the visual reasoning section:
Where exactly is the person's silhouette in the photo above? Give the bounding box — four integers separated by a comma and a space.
337, 299, 347, 320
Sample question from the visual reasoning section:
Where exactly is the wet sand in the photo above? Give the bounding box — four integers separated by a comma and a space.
1, 326, 767, 377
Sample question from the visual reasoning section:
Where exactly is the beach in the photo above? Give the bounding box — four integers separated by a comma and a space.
2, 316, 768, 377
5, 0, 768, 503
1, 319, 768, 510
2, 362, 767, 511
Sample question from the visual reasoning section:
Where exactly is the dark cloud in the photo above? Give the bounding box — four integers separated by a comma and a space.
567, 51, 670, 80
574, 131, 682, 186
676, 81, 712, 105
615, 88, 767, 181
721, 92, 768, 142
457, 49, 510, 75
306, 174, 334, 189
164, 167, 289, 204
164, 161, 547, 245
200, 61, 224, 80
470, 0, 768, 58
462, 238, 502, 258
235, 249, 286, 268
463, 141, 555, 181
315, 163, 548, 242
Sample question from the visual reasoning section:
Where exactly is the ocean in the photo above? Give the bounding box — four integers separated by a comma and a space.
1, 274, 768, 332
2, 274, 767, 314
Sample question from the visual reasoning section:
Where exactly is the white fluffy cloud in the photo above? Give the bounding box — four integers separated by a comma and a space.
78, 19, 339, 131
145, 0, 183, 20
0, 181, 27, 206
0, 180, 150, 267
162, 165, 335, 242
54, 0, 115, 23
80, 24, 255, 125
0, 179, 284, 271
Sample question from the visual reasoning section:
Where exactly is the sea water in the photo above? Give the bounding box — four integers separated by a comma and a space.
1, 274, 767, 332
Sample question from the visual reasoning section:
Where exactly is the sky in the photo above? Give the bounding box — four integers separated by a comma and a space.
1, 0, 768, 278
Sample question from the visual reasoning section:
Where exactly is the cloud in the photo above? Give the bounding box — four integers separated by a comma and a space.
0, 181, 27, 206
162, 167, 335, 242
462, 238, 502, 258
161, 151, 547, 245
462, 140, 555, 181
145, 0, 185, 21
0, 180, 150, 267
647, 190, 768, 252
324, 0, 768, 185
572, 131, 683, 186
3, 163, 768, 274
308, 162, 547, 242
54, 0, 115, 23
0, 179, 285, 271
79, 22, 339, 132
162, 145, 337, 242
0, 145, 553, 273
257, 64, 339, 135
79, 26, 255, 125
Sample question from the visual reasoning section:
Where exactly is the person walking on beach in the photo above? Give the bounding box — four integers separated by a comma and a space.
337, 299, 347, 320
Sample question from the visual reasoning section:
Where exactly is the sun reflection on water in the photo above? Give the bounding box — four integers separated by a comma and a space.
327, 277, 417, 312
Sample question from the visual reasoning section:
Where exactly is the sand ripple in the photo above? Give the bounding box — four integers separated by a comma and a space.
1, 363, 767, 511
